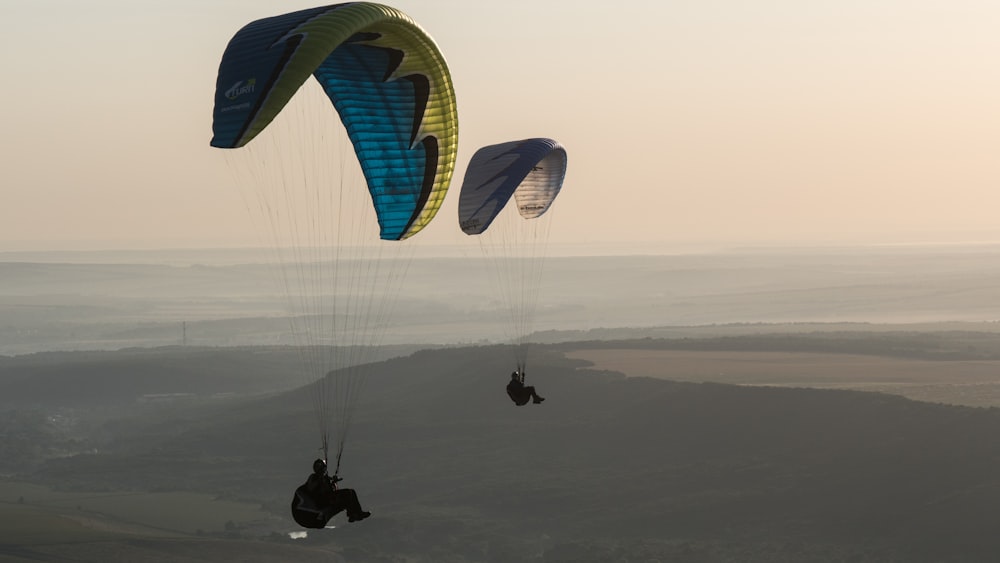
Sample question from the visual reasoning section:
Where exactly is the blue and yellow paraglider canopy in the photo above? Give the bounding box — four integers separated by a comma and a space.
210, 2, 459, 241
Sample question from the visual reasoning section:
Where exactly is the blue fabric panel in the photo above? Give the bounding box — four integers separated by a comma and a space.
210, 5, 339, 148
315, 41, 425, 241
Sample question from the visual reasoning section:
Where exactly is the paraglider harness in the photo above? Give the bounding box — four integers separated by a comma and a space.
291, 484, 328, 529
290, 458, 344, 529
506, 369, 531, 406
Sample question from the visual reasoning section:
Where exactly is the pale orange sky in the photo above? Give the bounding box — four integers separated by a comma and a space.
2, 0, 998, 252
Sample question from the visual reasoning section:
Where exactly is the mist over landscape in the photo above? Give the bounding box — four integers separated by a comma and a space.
5, 246, 1000, 561
6, 245, 1000, 355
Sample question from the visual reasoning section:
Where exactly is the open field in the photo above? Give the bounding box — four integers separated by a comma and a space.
0, 482, 348, 562
0, 481, 277, 542
566, 349, 1000, 407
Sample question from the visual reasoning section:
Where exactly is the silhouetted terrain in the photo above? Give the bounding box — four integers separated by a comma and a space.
4, 338, 1000, 561
0, 345, 426, 409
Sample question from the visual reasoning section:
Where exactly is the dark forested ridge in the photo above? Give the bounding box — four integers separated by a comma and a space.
3, 339, 1000, 562
0, 344, 427, 408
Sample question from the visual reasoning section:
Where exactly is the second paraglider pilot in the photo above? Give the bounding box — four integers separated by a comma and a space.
506, 370, 545, 406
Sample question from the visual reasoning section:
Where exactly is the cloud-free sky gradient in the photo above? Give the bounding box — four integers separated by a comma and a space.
2, 0, 998, 252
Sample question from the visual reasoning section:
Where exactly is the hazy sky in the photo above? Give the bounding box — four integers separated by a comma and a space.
2, 0, 999, 252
